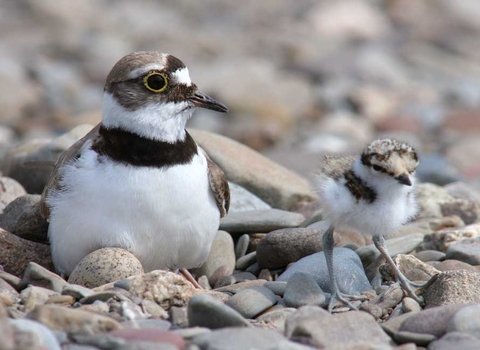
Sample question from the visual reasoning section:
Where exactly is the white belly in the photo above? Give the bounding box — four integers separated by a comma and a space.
320, 178, 418, 237
47, 145, 220, 275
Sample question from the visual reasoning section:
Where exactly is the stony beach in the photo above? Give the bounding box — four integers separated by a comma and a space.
2, 1, 480, 349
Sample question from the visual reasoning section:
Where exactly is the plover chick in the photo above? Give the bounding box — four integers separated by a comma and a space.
41, 51, 230, 280
316, 138, 425, 311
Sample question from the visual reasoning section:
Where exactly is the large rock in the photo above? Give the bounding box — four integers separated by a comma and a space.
189, 129, 316, 210
0, 194, 49, 242
0, 177, 26, 214
424, 270, 480, 308
256, 228, 323, 269
0, 229, 53, 277
1, 125, 93, 194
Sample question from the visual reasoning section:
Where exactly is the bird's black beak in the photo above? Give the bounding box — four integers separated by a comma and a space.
188, 90, 228, 113
396, 173, 412, 186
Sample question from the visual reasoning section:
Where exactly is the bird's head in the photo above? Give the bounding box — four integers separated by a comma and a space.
101, 51, 228, 143
360, 139, 419, 187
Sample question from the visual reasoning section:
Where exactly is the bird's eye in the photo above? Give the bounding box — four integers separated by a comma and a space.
144, 72, 168, 93
372, 165, 382, 172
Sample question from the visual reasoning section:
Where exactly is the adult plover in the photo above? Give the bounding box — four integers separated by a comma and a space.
40, 51, 230, 279
316, 138, 426, 311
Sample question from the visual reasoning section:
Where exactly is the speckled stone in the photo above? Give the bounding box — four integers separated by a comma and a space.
424, 270, 480, 307
68, 248, 145, 288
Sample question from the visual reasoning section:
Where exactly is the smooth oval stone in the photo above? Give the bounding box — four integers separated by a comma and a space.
236, 252, 257, 270
9, 319, 61, 350
228, 182, 271, 213
191, 231, 236, 285
264, 281, 287, 296
235, 234, 250, 260
414, 250, 446, 262
188, 294, 250, 329
68, 248, 144, 289
226, 286, 277, 318
283, 272, 327, 308
447, 304, 480, 334
220, 209, 305, 234
277, 248, 372, 295
446, 237, 480, 265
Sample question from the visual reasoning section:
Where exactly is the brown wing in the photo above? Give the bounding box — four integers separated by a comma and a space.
199, 148, 230, 218
40, 124, 101, 220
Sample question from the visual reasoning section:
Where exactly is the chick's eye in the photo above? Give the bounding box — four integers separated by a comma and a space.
372, 165, 382, 172
144, 72, 168, 93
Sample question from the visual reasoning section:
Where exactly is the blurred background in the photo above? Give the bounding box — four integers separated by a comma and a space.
1, 0, 480, 187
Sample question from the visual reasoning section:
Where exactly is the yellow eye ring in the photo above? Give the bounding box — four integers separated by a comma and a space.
144, 72, 168, 93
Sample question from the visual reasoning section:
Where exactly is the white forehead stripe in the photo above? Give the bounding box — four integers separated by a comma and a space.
172, 67, 192, 86
128, 63, 166, 80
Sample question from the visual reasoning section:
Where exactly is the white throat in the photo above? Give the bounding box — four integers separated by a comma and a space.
352, 158, 414, 195
101, 92, 195, 143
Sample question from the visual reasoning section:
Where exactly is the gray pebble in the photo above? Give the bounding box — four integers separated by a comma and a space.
62, 284, 94, 300
235, 234, 250, 260
235, 252, 257, 270
198, 275, 211, 290
245, 262, 261, 276
21, 262, 68, 293
220, 209, 305, 234
214, 275, 236, 289
226, 286, 277, 318
231, 271, 256, 282
283, 272, 327, 308
277, 248, 371, 295
121, 319, 171, 330
188, 294, 250, 329
402, 297, 421, 313
428, 332, 480, 350
447, 304, 480, 334
392, 331, 437, 347
414, 250, 446, 262
264, 281, 287, 296
169, 306, 188, 328
446, 237, 480, 265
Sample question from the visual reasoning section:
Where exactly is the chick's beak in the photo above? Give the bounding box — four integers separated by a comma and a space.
188, 90, 228, 113
396, 173, 412, 186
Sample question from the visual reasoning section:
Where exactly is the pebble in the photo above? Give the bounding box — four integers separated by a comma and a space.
399, 304, 469, 337
0, 194, 49, 242
9, 318, 62, 350
429, 259, 480, 272
414, 250, 446, 262
264, 281, 288, 297
62, 284, 94, 300
192, 231, 236, 285
94, 270, 199, 309
27, 305, 122, 335
392, 330, 437, 346
0, 270, 22, 291
231, 271, 257, 283
356, 233, 425, 267
277, 249, 372, 295
445, 237, 480, 265
213, 279, 267, 294
428, 332, 480, 350
191, 327, 309, 350
234, 234, 250, 260
254, 308, 296, 332
245, 262, 261, 275
0, 176, 27, 214
235, 251, 257, 270
190, 130, 316, 211
227, 182, 271, 212
220, 209, 305, 234
169, 306, 188, 328
187, 294, 250, 329
209, 265, 232, 287
68, 248, 145, 288
197, 275, 211, 290
447, 303, 480, 334
22, 262, 68, 293
0, 229, 54, 277
285, 305, 391, 348
109, 328, 185, 349
424, 270, 480, 307
256, 228, 323, 270
283, 272, 327, 308
402, 297, 422, 313
225, 286, 277, 318
20, 286, 59, 313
